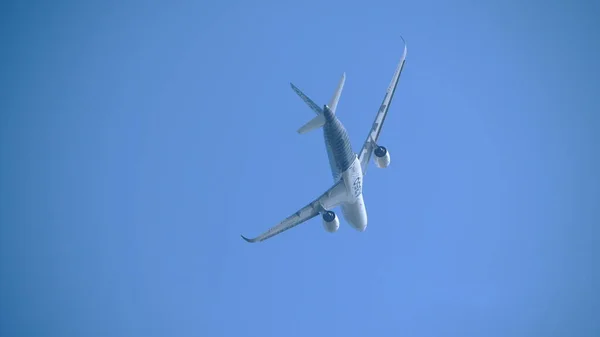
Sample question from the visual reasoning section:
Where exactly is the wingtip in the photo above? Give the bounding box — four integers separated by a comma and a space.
241, 235, 257, 243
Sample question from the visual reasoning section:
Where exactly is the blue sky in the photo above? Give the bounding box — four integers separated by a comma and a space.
1, 0, 599, 336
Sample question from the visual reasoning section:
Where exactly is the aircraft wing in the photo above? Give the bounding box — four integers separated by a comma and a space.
358, 38, 407, 176
241, 179, 347, 243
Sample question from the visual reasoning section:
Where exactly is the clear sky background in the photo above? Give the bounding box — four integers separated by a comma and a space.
1, 0, 599, 336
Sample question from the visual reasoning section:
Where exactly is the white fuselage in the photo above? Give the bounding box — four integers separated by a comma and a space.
322, 109, 368, 232
338, 156, 368, 232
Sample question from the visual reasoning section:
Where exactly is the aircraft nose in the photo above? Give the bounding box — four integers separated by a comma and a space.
348, 211, 368, 232
355, 217, 367, 232
342, 196, 368, 232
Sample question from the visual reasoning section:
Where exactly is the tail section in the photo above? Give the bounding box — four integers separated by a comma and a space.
328, 72, 345, 114
291, 73, 346, 134
297, 114, 326, 134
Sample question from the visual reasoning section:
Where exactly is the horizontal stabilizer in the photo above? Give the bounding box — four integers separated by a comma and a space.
297, 114, 326, 134
290, 83, 323, 115
291, 72, 346, 134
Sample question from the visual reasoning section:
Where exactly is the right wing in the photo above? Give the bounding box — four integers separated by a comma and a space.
241, 179, 347, 243
358, 38, 407, 176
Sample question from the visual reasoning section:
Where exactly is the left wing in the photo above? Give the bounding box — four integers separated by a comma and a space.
241, 179, 347, 243
358, 38, 407, 176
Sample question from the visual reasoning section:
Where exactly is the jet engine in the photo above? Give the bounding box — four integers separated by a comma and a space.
374, 146, 391, 168
322, 211, 340, 233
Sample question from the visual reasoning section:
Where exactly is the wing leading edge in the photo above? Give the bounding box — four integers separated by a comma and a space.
241, 179, 348, 243
358, 37, 407, 176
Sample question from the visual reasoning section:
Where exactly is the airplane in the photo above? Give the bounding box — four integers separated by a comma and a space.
241, 38, 407, 243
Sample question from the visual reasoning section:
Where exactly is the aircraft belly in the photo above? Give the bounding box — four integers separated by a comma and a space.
338, 157, 367, 231
341, 195, 368, 231
341, 157, 363, 201
323, 116, 354, 175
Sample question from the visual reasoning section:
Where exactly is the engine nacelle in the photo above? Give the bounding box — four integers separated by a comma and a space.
374, 146, 391, 168
322, 211, 340, 233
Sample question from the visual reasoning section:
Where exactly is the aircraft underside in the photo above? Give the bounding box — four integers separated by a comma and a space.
241, 37, 406, 243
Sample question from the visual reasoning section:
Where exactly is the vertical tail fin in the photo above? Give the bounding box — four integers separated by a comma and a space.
328, 72, 345, 114
291, 73, 346, 134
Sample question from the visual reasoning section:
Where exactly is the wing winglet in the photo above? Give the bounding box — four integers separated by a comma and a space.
240, 235, 258, 243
